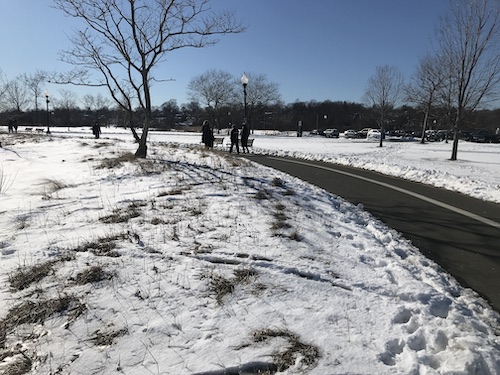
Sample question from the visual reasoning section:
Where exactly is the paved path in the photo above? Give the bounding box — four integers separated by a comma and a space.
246, 155, 500, 312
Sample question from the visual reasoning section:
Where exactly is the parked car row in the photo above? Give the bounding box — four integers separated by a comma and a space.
309, 128, 339, 138
425, 130, 453, 142
312, 128, 392, 139
467, 129, 500, 143
311, 127, 500, 143
427, 129, 500, 143
342, 128, 372, 139
342, 128, 385, 139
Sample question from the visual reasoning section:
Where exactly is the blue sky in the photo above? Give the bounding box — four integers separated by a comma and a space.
0, 0, 449, 107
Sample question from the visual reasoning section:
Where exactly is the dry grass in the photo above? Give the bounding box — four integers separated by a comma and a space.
272, 177, 284, 187
254, 189, 269, 200
74, 234, 126, 257
0, 167, 16, 194
252, 328, 321, 372
97, 152, 136, 169
0, 353, 32, 375
90, 327, 128, 347
40, 178, 69, 199
201, 267, 258, 305
14, 214, 30, 230
0, 294, 86, 374
8, 255, 74, 291
99, 202, 144, 224
0, 295, 85, 349
74, 265, 115, 285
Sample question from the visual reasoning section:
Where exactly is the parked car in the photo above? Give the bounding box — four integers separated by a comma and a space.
459, 131, 473, 141
426, 130, 450, 142
470, 129, 499, 143
356, 128, 372, 138
324, 128, 339, 138
366, 129, 382, 140
309, 129, 324, 136
343, 129, 357, 138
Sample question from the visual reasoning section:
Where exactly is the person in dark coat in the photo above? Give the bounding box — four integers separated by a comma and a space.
92, 121, 101, 139
241, 123, 250, 153
201, 120, 214, 148
229, 124, 239, 154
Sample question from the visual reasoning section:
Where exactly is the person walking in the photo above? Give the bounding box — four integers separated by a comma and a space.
241, 123, 250, 153
201, 120, 214, 148
229, 124, 240, 154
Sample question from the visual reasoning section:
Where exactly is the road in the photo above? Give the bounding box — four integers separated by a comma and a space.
246, 155, 500, 312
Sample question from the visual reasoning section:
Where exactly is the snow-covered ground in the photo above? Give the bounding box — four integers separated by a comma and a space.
0, 128, 499, 375
148, 129, 500, 204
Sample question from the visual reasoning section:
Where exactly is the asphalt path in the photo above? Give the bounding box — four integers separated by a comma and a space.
245, 155, 500, 312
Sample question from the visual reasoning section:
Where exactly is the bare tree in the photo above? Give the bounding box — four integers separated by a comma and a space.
53, 0, 245, 157
23, 70, 47, 125
0, 69, 8, 111
82, 93, 111, 111
82, 93, 113, 126
188, 69, 236, 129
4, 76, 30, 112
55, 89, 79, 110
406, 55, 446, 143
363, 65, 404, 147
437, 0, 500, 160
55, 89, 79, 126
240, 72, 281, 130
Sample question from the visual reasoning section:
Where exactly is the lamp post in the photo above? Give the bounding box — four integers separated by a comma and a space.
45, 90, 51, 134
241, 73, 248, 125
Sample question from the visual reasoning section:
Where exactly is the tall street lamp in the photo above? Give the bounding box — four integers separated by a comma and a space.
45, 90, 51, 134
241, 73, 248, 125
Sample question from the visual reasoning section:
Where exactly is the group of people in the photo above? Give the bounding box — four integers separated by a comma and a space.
201, 120, 251, 154
8, 118, 18, 133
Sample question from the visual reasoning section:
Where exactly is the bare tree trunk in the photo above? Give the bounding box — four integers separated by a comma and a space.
135, 120, 149, 158
450, 109, 461, 160
451, 130, 459, 160
127, 110, 140, 143
379, 112, 384, 148
420, 110, 429, 144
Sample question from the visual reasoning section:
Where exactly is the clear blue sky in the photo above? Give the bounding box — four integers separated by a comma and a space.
0, 0, 449, 107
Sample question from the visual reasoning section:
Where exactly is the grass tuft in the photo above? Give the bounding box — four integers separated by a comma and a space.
272, 177, 284, 187
0, 353, 32, 375
74, 265, 115, 285
99, 201, 145, 224
252, 328, 320, 372
0, 295, 85, 350
74, 234, 125, 257
90, 327, 128, 347
0, 167, 16, 194
9, 255, 74, 291
201, 267, 258, 305
254, 189, 269, 200
40, 178, 68, 199
97, 152, 136, 169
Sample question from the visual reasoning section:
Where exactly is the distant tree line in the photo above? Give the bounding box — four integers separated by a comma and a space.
1, 78, 499, 136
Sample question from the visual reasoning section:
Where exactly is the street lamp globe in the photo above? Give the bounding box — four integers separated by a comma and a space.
241, 73, 249, 126
241, 73, 248, 87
